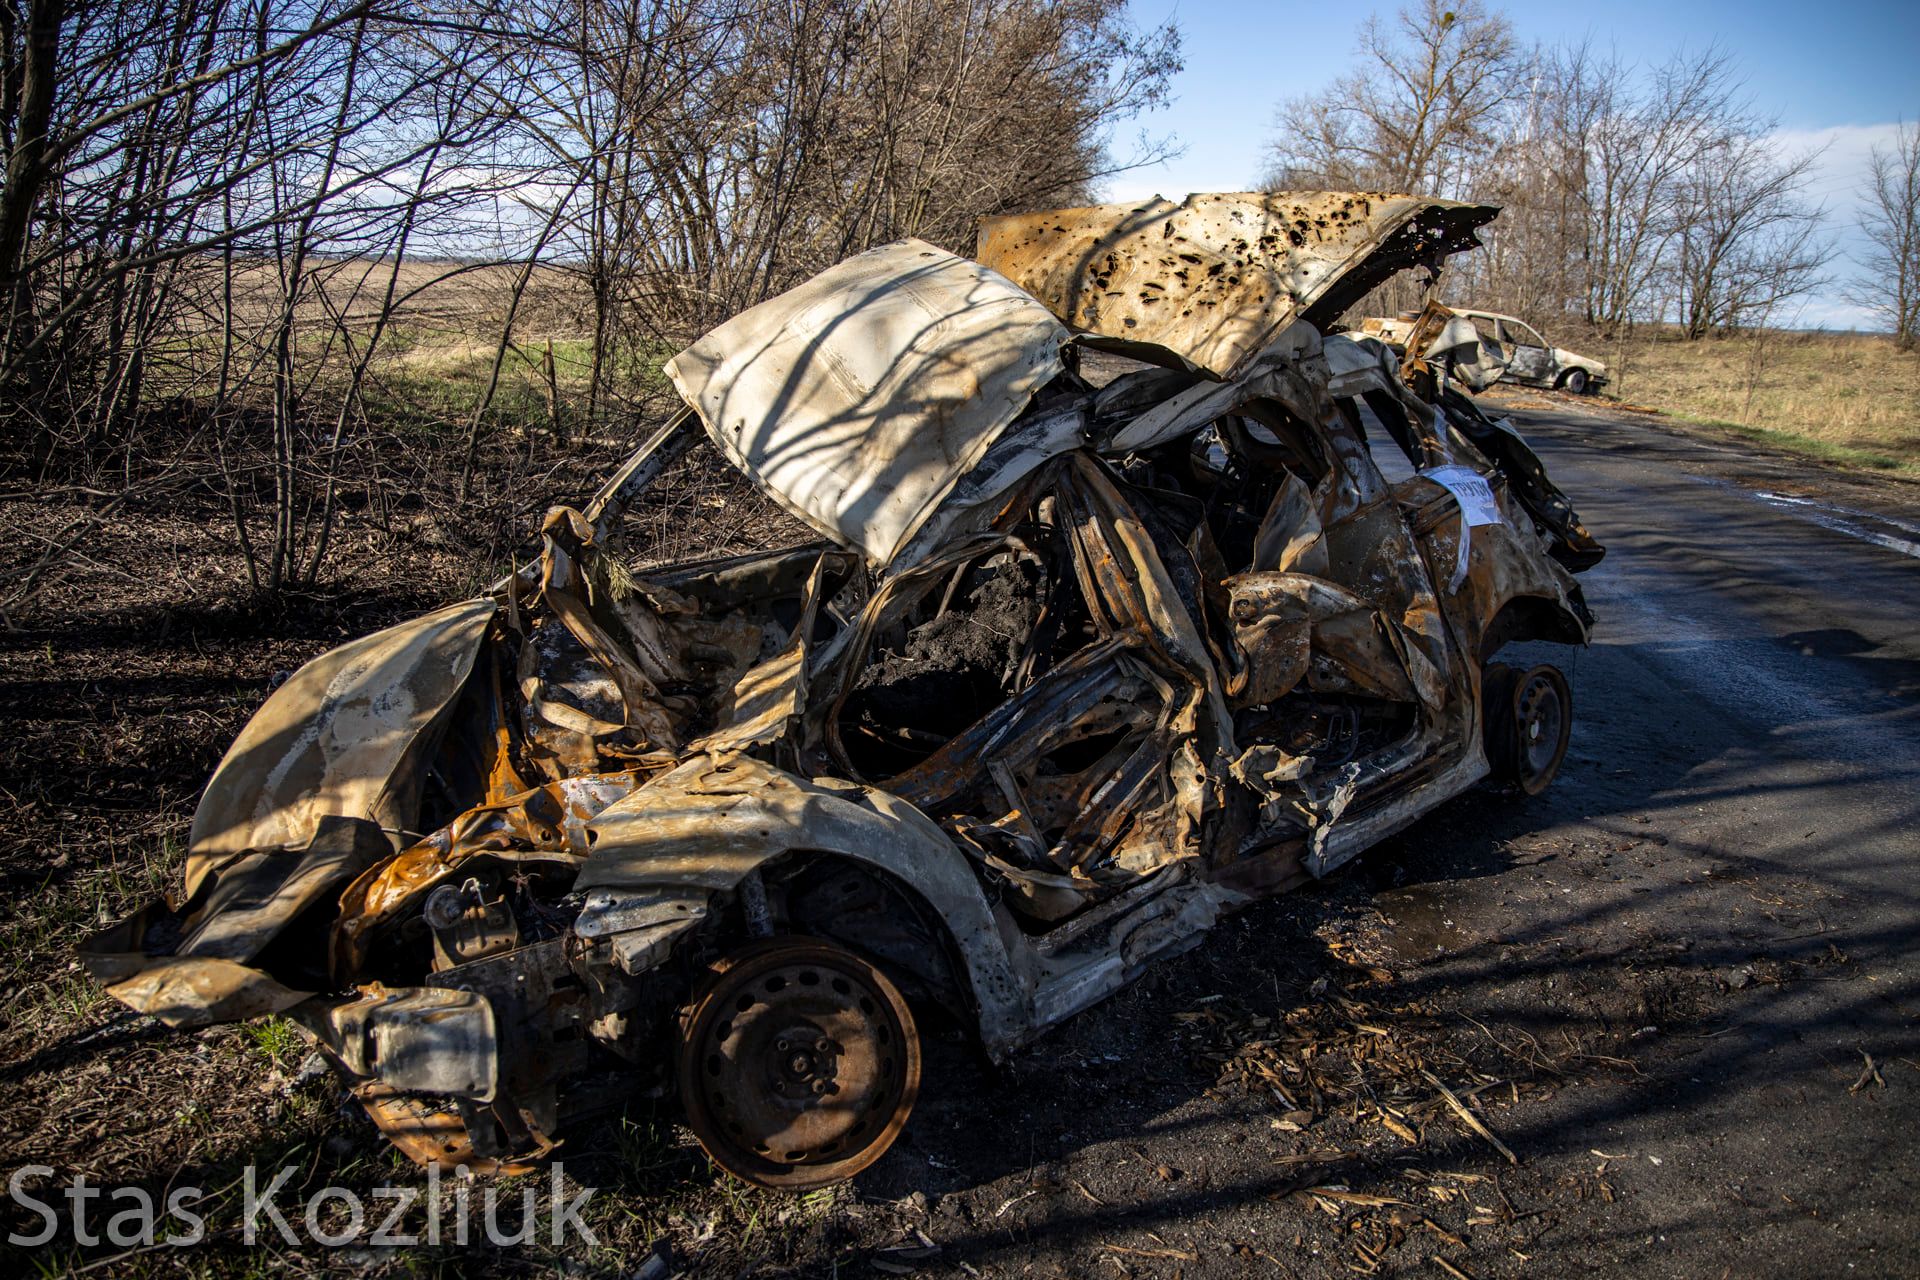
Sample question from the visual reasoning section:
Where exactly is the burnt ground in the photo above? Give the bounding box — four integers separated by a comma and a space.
1, 396, 1917, 1277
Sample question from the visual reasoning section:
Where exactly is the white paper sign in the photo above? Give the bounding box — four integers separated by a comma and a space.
1417, 464, 1505, 591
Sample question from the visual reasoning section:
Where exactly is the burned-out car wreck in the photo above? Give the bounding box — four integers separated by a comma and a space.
84, 192, 1603, 1189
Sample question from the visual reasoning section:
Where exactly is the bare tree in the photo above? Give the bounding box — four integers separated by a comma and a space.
1262, 18, 1765, 339
1572, 45, 1756, 333
1265, 0, 1519, 195
1671, 131, 1832, 337
1453, 44, 1599, 322
617, 0, 1179, 335
451, 0, 1176, 429
1855, 118, 1920, 351
0, 0, 540, 600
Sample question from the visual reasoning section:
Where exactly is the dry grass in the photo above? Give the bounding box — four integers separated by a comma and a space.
1602, 329, 1920, 472
0, 457, 814, 1277
230, 257, 587, 334
161, 257, 668, 445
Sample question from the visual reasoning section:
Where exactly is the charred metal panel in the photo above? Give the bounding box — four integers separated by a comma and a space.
582, 755, 1034, 1057
667, 239, 1069, 567
184, 599, 496, 897
978, 192, 1497, 377
78, 196, 1606, 1188
313, 986, 500, 1100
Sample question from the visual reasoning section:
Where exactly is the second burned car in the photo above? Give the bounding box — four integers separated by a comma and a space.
85, 191, 1603, 1189
1363, 305, 1610, 394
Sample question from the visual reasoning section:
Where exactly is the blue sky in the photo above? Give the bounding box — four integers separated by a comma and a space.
1104, 0, 1920, 328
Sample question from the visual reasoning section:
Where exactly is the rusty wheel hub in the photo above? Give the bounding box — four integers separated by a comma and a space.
1510, 664, 1571, 794
678, 937, 919, 1189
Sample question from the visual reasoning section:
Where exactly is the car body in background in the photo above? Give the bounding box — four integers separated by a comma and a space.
1362, 306, 1608, 394
83, 191, 1604, 1191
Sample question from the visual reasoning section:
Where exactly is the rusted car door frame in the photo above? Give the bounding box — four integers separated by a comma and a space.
1499, 318, 1555, 385
1094, 338, 1482, 869
768, 450, 1263, 1038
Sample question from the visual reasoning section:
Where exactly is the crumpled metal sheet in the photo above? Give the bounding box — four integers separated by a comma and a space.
1324, 334, 1452, 461
83, 953, 313, 1029
1251, 472, 1327, 575
667, 238, 1069, 568
175, 817, 390, 961
687, 555, 829, 753
81, 814, 394, 1027
1222, 572, 1426, 708
1413, 490, 1591, 661
1099, 321, 1326, 454
352, 1082, 553, 1176
579, 753, 1032, 1055
184, 598, 496, 898
518, 505, 767, 775
315, 986, 499, 1100
75, 200, 1612, 1163
977, 192, 1497, 378
331, 772, 640, 976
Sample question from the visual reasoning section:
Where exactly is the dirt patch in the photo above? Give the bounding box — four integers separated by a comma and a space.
0, 429, 813, 1253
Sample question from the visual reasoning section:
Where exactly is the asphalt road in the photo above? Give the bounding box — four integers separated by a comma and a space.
847, 399, 1920, 1280
1463, 399, 1920, 1275
1466, 397, 1920, 1274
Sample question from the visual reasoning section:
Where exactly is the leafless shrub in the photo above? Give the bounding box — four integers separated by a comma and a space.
1265, 0, 1520, 196
1671, 131, 1832, 339
0, 0, 1179, 612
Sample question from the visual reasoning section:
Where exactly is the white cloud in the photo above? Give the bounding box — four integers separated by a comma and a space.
1787, 295, 1877, 331
1760, 122, 1909, 332
1768, 121, 1905, 211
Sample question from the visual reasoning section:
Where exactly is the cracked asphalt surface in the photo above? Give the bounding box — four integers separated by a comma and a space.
843, 398, 1920, 1280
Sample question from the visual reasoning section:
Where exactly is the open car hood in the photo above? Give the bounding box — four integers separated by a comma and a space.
976, 191, 1498, 378
666, 239, 1069, 568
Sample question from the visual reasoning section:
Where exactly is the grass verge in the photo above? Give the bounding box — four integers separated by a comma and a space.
1659, 411, 1916, 473
1604, 328, 1920, 474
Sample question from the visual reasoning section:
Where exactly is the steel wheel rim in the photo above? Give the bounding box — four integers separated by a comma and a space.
1513, 668, 1569, 792
679, 938, 919, 1189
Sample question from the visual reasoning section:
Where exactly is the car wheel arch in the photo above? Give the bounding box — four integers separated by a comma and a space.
708, 839, 1029, 1060
753, 849, 974, 1021
581, 760, 1033, 1057
1477, 592, 1589, 665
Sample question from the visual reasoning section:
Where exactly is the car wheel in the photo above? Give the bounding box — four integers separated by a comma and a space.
678, 936, 920, 1190
1562, 368, 1589, 395
1483, 662, 1572, 796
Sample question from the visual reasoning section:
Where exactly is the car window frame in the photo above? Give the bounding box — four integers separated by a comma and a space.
1501, 319, 1548, 350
